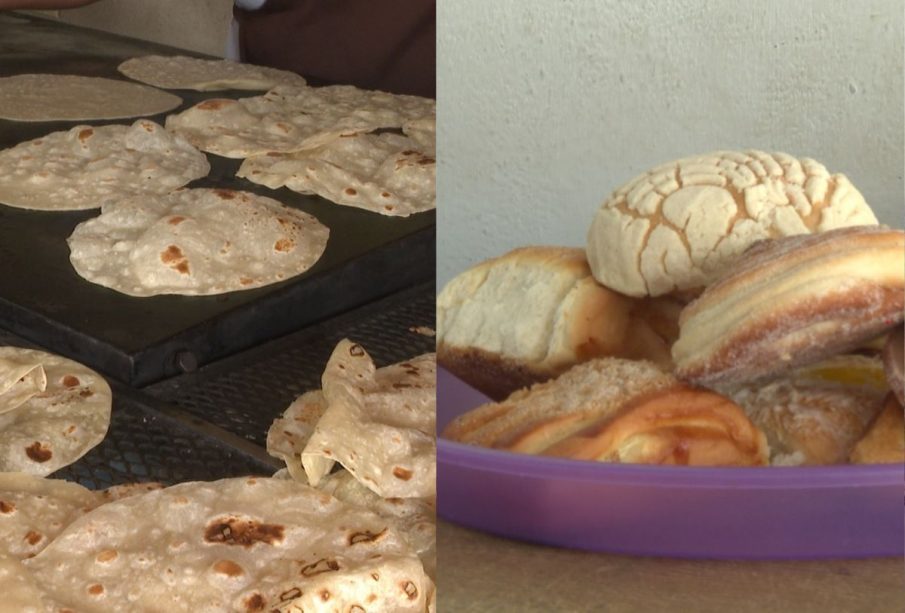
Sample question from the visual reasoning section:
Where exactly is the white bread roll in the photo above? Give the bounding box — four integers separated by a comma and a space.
586, 150, 878, 297
437, 246, 681, 399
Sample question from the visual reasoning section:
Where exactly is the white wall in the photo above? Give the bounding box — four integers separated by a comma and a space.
437, 0, 904, 287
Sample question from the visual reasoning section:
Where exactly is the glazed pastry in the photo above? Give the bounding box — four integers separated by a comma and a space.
882, 326, 904, 406
437, 246, 682, 400
725, 356, 887, 465
673, 226, 905, 387
442, 358, 768, 466
849, 393, 905, 464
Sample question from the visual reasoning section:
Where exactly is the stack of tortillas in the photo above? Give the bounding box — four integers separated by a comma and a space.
237, 132, 436, 217
1, 476, 434, 612
67, 187, 330, 296
0, 119, 210, 211
0, 74, 181, 122
0, 347, 111, 476
268, 339, 436, 498
167, 84, 436, 216
0, 474, 161, 562
267, 340, 437, 585
118, 54, 307, 91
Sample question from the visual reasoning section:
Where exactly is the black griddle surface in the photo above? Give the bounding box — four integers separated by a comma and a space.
0, 281, 434, 488
0, 13, 435, 385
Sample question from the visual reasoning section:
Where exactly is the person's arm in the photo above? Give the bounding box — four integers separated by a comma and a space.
0, 0, 99, 9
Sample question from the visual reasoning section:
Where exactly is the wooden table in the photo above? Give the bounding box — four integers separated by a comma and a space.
438, 521, 904, 612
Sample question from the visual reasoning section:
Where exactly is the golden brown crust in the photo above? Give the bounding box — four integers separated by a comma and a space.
442, 357, 768, 466
674, 226, 905, 386
679, 284, 904, 385
849, 394, 905, 464
543, 385, 768, 466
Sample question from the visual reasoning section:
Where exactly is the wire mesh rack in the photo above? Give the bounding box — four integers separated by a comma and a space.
0, 282, 435, 489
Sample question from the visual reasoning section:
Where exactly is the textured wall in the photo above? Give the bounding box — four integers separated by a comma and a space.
22, 0, 232, 57
437, 0, 904, 286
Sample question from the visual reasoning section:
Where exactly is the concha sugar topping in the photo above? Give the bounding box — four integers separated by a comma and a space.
586, 150, 878, 297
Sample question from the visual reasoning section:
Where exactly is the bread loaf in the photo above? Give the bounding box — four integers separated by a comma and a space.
437, 247, 681, 400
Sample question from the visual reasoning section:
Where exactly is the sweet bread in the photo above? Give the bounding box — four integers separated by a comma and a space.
442, 358, 768, 466
586, 150, 877, 297
437, 247, 682, 399
673, 226, 905, 386
725, 356, 887, 465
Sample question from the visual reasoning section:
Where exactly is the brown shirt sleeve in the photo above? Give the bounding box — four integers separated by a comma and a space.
235, 0, 435, 98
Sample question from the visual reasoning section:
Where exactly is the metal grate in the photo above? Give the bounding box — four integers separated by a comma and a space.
144, 282, 436, 447
0, 329, 274, 489
0, 283, 434, 489
50, 397, 274, 489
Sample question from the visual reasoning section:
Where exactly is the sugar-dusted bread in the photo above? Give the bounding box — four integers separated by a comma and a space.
586, 150, 878, 297
442, 357, 768, 466
437, 247, 682, 400
673, 226, 905, 387
724, 355, 888, 466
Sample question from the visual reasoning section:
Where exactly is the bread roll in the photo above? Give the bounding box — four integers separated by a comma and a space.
437, 247, 681, 400
586, 150, 878, 297
442, 358, 768, 466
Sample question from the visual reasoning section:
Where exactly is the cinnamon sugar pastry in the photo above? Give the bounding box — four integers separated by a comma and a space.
725, 357, 887, 465
673, 226, 905, 387
442, 358, 768, 466
849, 393, 905, 464
437, 247, 683, 400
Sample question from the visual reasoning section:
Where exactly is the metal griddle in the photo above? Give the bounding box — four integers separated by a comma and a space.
0, 282, 435, 487
0, 13, 435, 385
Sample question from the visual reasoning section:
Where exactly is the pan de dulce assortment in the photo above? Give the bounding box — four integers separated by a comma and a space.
440, 150, 904, 466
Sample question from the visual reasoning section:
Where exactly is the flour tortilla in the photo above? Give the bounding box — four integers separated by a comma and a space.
266, 390, 328, 482
0, 74, 181, 122
23, 477, 432, 612
0, 348, 111, 476
317, 470, 436, 580
0, 120, 210, 211
0, 355, 45, 416
67, 187, 329, 297
402, 116, 436, 156
165, 84, 436, 158
302, 340, 436, 498
0, 554, 67, 613
0, 473, 99, 561
118, 55, 306, 91
237, 132, 436, 217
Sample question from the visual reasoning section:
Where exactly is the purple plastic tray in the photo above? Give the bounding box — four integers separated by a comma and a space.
437, 367, 904, 559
